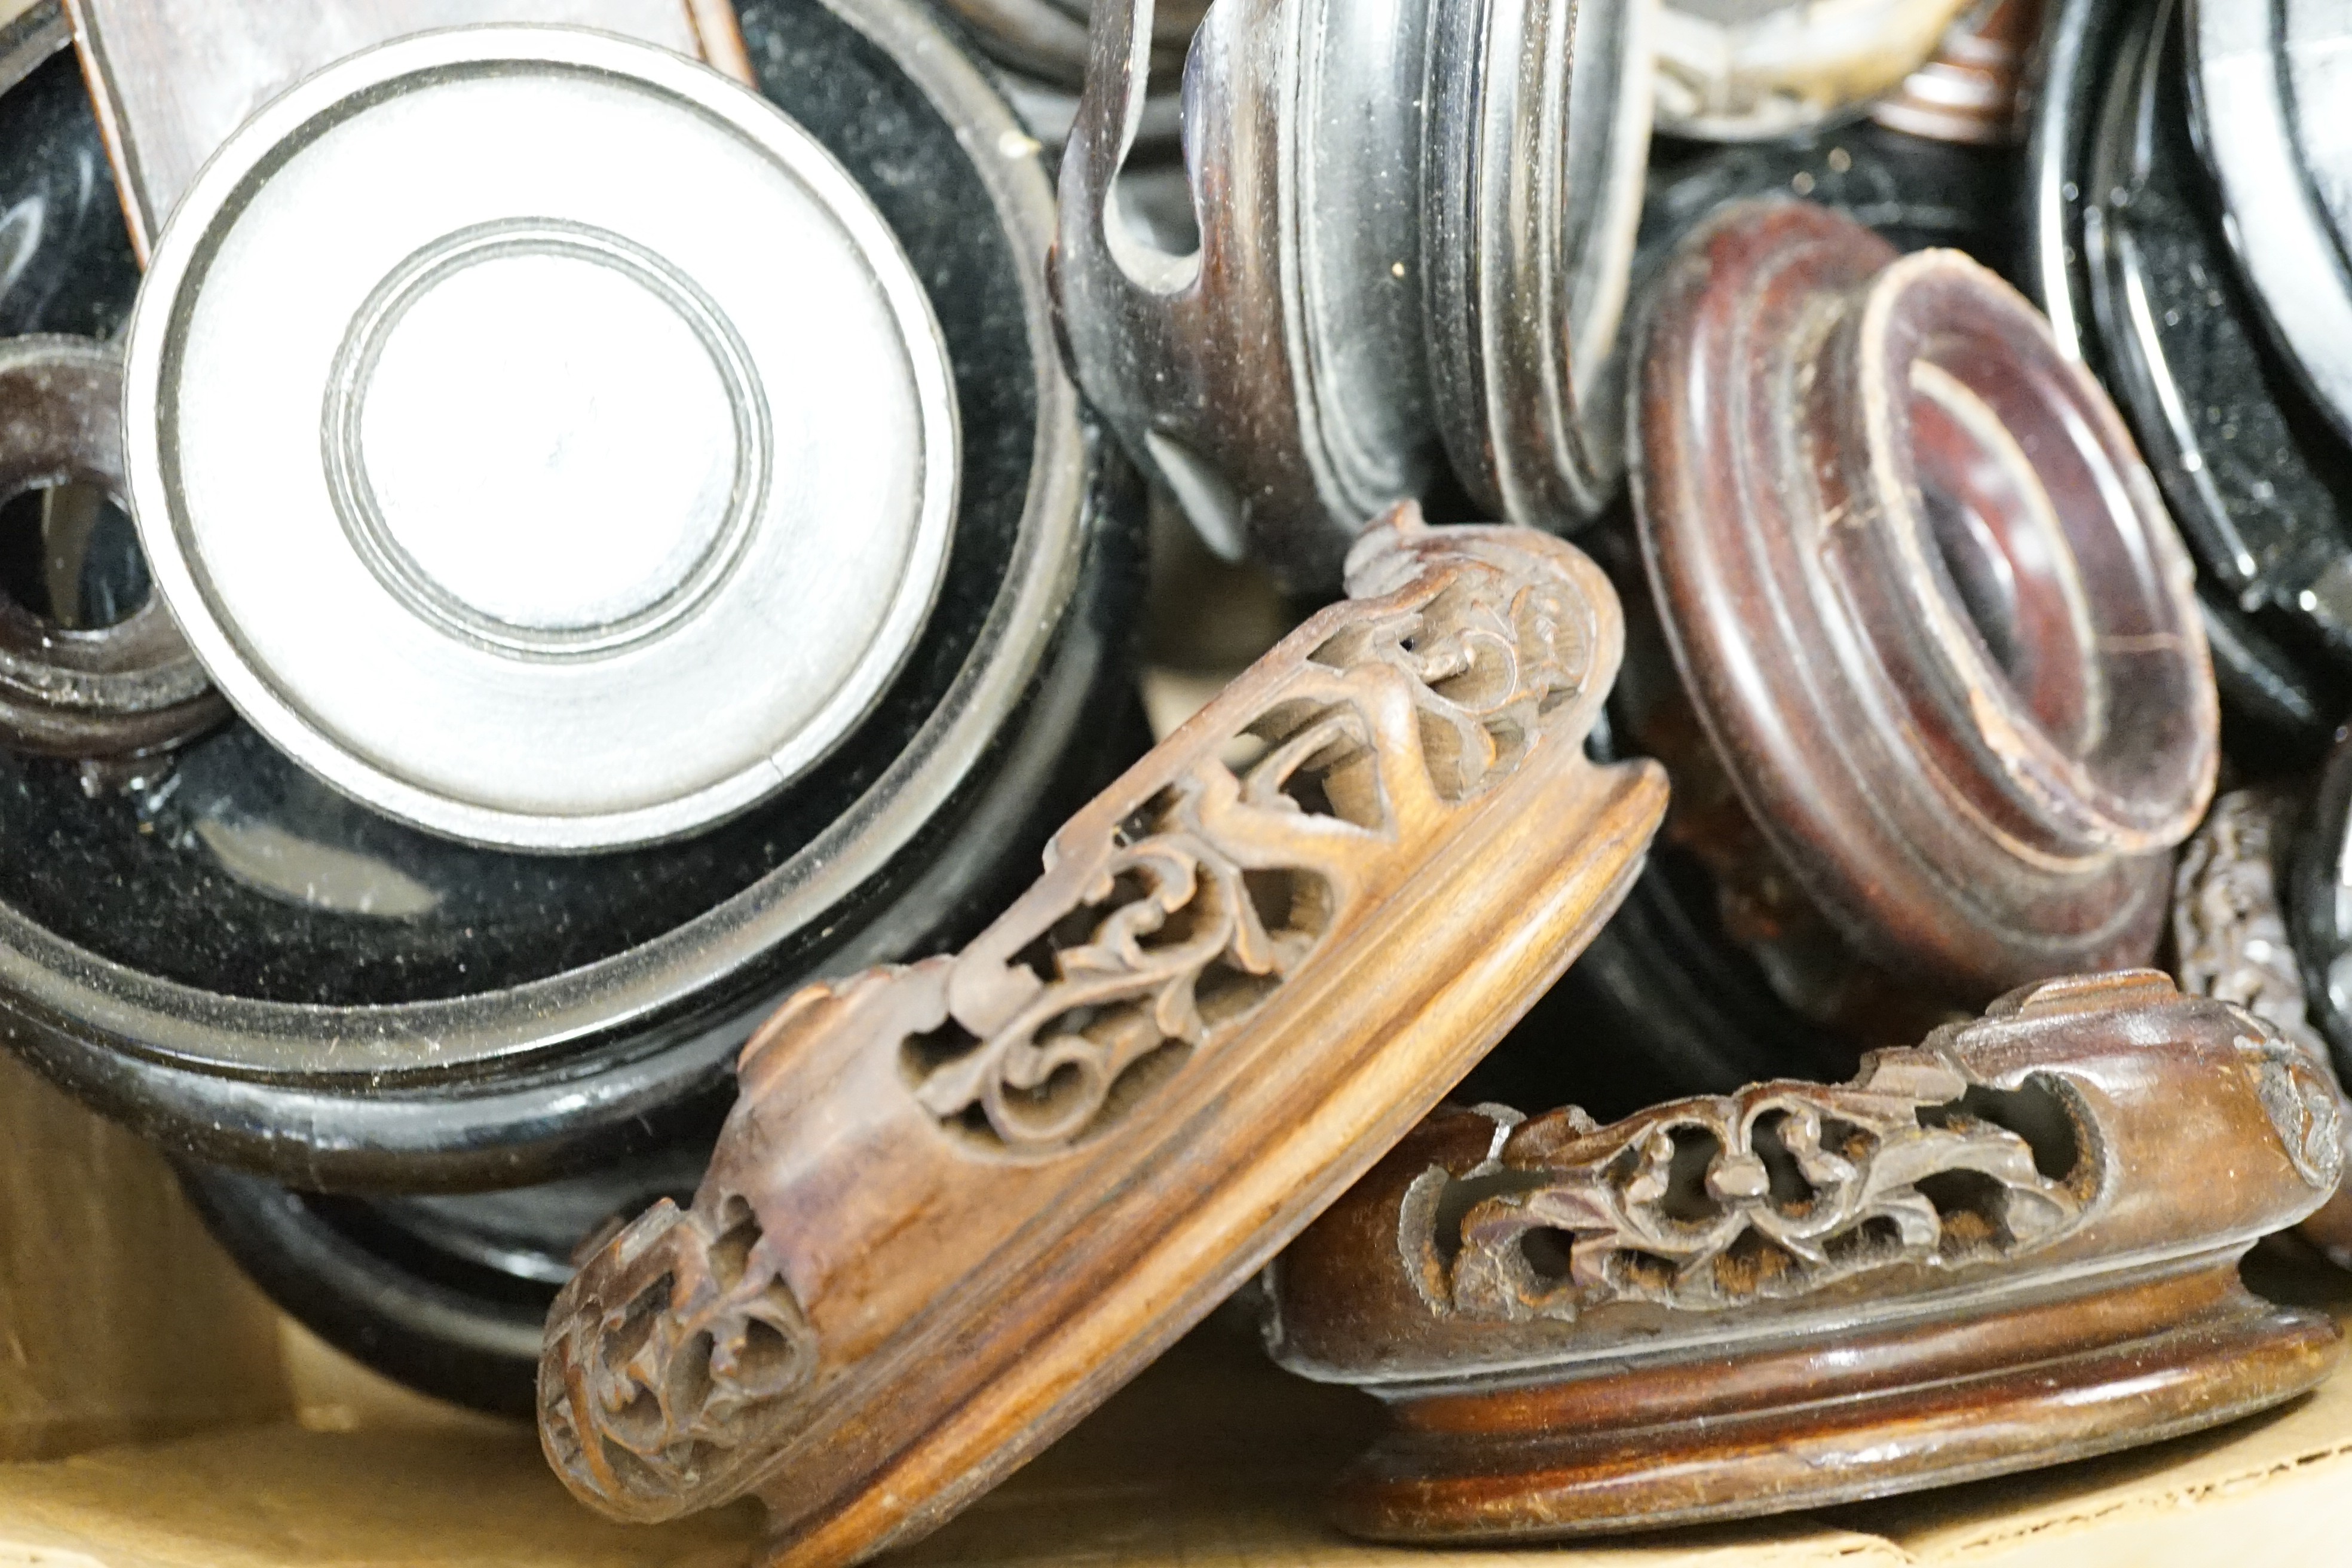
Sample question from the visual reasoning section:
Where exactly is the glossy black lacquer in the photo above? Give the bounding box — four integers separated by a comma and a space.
180, 1140, 710, 1414
2029, 0, 2352, 761
0, 51, 138, 341
0, 0, 1146, 1189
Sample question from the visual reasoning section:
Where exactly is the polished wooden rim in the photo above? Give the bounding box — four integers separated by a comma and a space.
1271, 972, 2344, 1541
1633, 198, 2216, 1003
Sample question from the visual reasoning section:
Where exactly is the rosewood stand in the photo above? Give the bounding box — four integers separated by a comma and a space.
1269, 971, 2344, 1541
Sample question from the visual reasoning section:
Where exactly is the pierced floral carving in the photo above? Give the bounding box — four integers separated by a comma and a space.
2171, 789, 2350, 1192
535, 510, 1628, 1523
1415, 1046, 2097, 1321
540, 1193, 815, 1518
2175, 790, 2323, 1051
905, 513, 1602, 1154
538, 510, 1656, 1532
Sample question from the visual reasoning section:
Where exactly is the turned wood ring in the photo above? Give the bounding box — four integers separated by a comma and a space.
1635, 199, 2217, 1004
1268, 972, 2344, 1541
0, 335, 222, 759
1651, 0, 1973, 142
1869, 0, 2041, 146
538, 509, 1667, 1563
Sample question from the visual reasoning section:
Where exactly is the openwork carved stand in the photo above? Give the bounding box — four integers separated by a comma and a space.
538, 510, 1667, 1564
1266, 972, 2344, 1541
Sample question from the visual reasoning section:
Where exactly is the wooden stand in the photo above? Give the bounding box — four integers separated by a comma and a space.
4, 1043, 2352, 1563
540, 512, 1668, 1565
1332, 1261, 2335, 1541
1270, 972, 2346, 1543
1631, 200, 2216, 1031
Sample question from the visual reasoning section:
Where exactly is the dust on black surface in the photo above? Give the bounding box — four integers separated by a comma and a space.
0, 2, 1046, 1007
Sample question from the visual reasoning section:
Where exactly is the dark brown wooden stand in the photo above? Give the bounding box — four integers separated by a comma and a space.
1270, 972, 2345, 1542
1330, 1261, 2333, 1541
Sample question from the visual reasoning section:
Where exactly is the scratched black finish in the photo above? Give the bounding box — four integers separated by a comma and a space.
0, 5, 1039, 1009
0, 50, 138, 339
2087, 2, 2352, 712
2031, 0, 2352, 759
0, 0, 1148, 1189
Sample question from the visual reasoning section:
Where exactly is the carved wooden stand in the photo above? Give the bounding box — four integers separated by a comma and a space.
1267, 972, 2344, 1541
1631, 198, 2216, 1033
538, 510, 1667, 1565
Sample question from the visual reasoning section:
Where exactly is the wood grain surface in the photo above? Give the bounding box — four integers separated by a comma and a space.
539, 510, 1671, 1565
1270, 972, 2344, 1542
7, 1279, 2352, 1565
1631, 198, 2215, 1028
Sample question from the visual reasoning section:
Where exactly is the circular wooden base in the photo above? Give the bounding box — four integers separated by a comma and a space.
1332, 1263, 2342, 1543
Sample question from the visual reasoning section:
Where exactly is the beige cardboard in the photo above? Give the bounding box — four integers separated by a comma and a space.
19, 1298, 2352, 1566
0, 1052, 288, 1461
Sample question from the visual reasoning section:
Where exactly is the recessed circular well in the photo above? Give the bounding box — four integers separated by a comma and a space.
329, 220, 764, 656
126, 28, 960, 851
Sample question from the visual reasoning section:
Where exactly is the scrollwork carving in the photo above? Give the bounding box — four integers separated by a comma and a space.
2171, 789, 2350, 1192
1268, 974, 2350, 1544
906, 510, 1600, 1154
1419, 1046, 2097, 1321
2235, 1029, 2347, 1193
539, 506, 1661, 1541
2175, 790, 2322, 1049
539, 1193, 815, 1517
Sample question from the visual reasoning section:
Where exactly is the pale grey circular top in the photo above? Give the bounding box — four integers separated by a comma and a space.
124, 26, 959, 852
